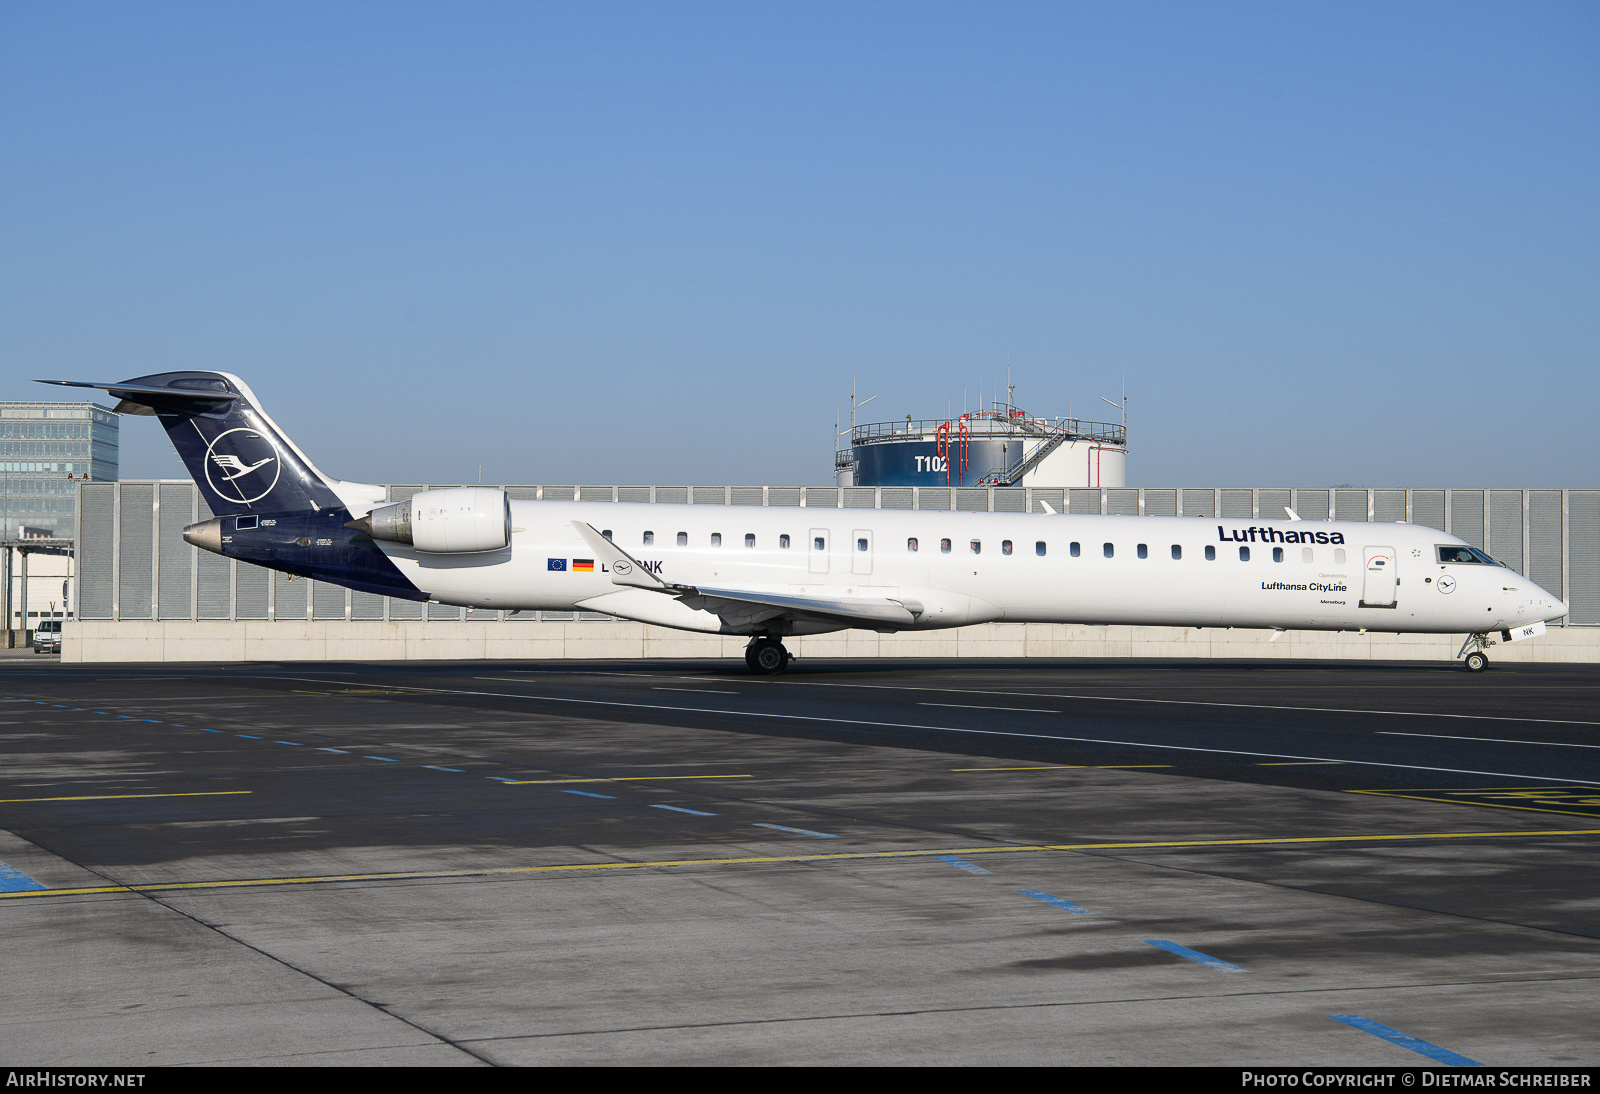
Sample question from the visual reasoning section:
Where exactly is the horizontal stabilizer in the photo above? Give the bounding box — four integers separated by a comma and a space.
35, 378, 238, 416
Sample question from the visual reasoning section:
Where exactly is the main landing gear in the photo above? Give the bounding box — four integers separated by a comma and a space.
1458, 632, 1495, 673
745, 636, 790, 675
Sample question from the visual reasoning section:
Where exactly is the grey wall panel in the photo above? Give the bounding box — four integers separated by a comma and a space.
956, 488, 989, 511
1143, 488, 1177, 517
1106, 488, 1139, 516
1334, 489, 1369, 521
767, 487, 801, 507
195, 494, 231, 619
157, 483, 193, 620
505, 486, 539, 500
543, 486, 576, 501
1450, 490, 1485, 550
274, 572, 306, 621
235, 562, 270, 619
429, 602, 463, 620
1220, 489, 1253, 518
1069, 489, 1102, 515
880, 487, 914, 510
617, 486, 652, 503
1412, 490, 1446, 532
1031, 488, 1065, 515
1569, 491, 1599, 626
1489, 490, 1525, 574
1294, 489, 1329, 521
77, 483, 114, 619
844, 487, 877, 508
992, 488, 1027, 512
915, 488, 949, 510
804, 487, 837, 508
731, 487, 765, 506
578, 486, 615, 502
1258, 489, 1291, 522
312, 580, 347, 620
1180, 488, 1216, 518
1373, 489, 1407, 524
1528, 490, 1563, 603
117, 483, 154, 620
694, 486, 727, 504
655, 487, 689, 505
389, 597, 424, 620
351, 591, 385, 620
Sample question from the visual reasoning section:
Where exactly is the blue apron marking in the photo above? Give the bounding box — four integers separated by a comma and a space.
365, 756, 397, 762
651, 805, 717, 816
1144, 940, 1248, 972
235, 735, 261, 739
936, 855, 993, 875
1019, 889, 1095, 913
1329, 1015, 1482, 1066
0, 865, 46, 893
562, 790, 615, 799
275, 741, 300, 746
754, 823, 838, 838
424, 766, 464, 773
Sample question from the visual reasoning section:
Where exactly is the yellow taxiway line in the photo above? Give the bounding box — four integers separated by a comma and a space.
6, 828, 1597, 900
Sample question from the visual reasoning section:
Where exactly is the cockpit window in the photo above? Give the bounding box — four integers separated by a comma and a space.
1438, 545, 1504, 566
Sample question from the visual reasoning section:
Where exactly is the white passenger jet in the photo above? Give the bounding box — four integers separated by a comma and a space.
42, 372, 1568, 674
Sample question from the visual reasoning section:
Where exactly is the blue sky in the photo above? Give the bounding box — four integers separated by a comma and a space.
3, 2, 1595, 486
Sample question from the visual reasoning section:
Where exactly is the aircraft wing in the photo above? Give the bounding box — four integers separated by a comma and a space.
571, 521, 922, 631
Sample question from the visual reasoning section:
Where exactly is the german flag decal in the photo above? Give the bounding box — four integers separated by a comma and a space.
573, 559, 595, 573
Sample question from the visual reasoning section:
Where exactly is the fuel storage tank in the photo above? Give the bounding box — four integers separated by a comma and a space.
835, 402, 1126, 489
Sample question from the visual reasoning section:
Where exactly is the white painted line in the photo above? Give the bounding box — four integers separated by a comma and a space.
919, 703, 1056, 713
1379, 731, 1600, 750
257, 675, 1600, 787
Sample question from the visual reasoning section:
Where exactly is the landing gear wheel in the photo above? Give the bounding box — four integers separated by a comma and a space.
1464, 651, 1489, 673
745, 637, 789, 675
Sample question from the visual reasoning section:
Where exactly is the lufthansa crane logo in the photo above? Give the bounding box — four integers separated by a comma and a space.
203, 427, 281, 505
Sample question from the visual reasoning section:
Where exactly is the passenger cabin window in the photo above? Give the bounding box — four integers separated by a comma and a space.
813, 536, 825, 550
1002, 540, 1013, 555
1205, 546, 1216, 560
1334, 548, 1346, 564
1273, 547, 1284, 562
941, 538, 952, 554
779, 534, 790, 549
1036, 541, 1046, 556
1103, 543, 1114, 558
857, 538, 868, 552
602, 529, 613, 541
1070, 542, 1081, 557
970, 539, 981, 555
1301, 547, 1313, 563
711, 533, 721, 547
1239, 546, 1251, 561
643, 531, 654, 546
745, 534, 756, 548
1171, 545, 1181, 560
1137, 543, 1148, 559
677, 531, 688, 546
907, 537, 919, 552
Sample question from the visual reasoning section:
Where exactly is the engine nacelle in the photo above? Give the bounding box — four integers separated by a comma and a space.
362, 487, 511, 554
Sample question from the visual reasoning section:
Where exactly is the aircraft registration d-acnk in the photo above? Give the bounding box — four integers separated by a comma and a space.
41, 372, 1568, 675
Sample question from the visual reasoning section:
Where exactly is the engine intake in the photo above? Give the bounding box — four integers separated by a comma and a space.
357, 487, 511, 554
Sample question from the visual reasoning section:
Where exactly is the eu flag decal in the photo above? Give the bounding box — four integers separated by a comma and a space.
573, 559, 594, 573
547, 558, 567, 571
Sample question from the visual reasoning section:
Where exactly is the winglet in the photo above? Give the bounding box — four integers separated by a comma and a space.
571, 522, 669, 590
1284, 507, 1302, 522
1038, 500, 1058, 515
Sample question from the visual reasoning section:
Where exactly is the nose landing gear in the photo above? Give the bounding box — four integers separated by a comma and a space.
1458, 632, 1495, 673
745, 636, 790, 675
